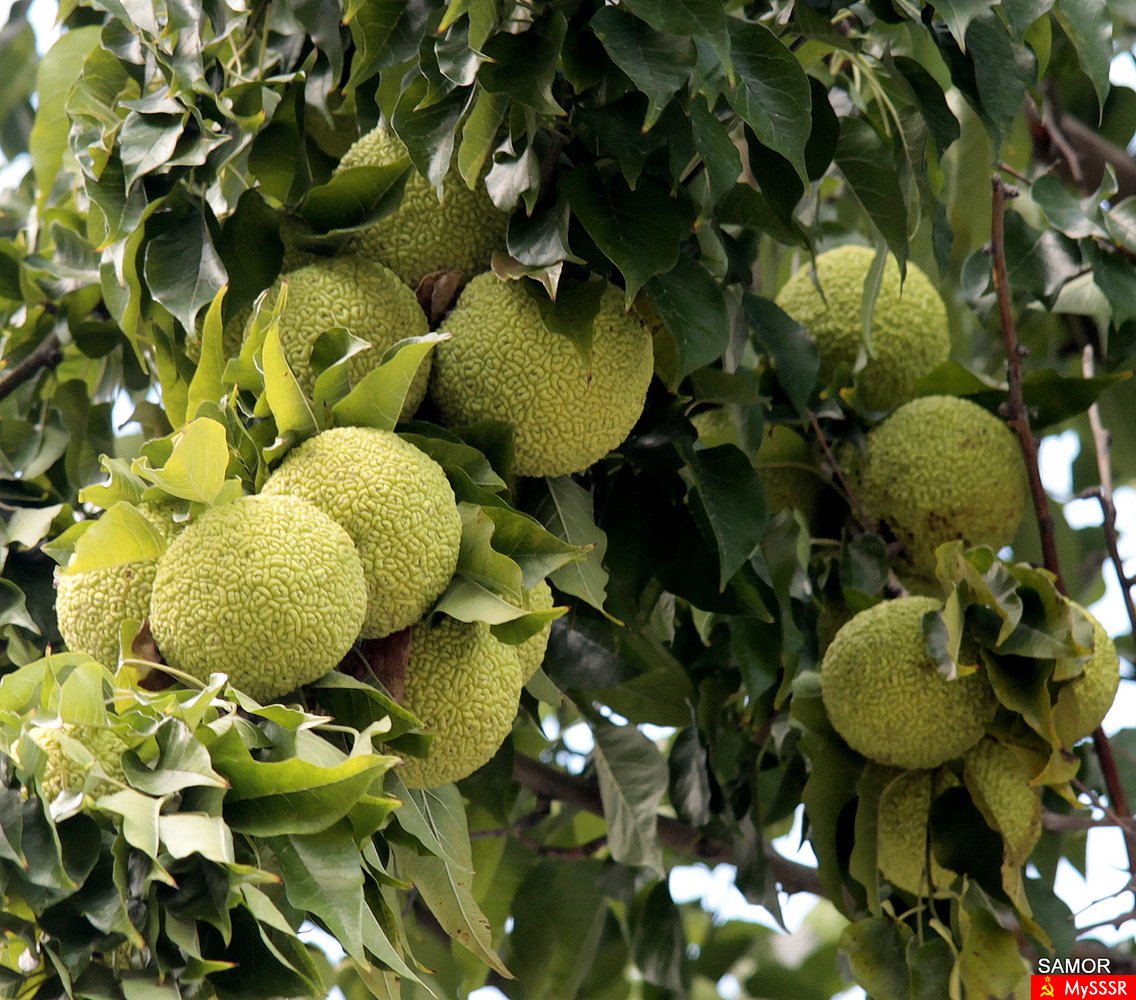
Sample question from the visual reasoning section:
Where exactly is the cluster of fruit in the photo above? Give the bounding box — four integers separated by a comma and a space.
54, 127, 658, 792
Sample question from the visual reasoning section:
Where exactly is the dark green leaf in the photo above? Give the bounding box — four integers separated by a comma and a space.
478, 11, 567, 116
966, 15, 1037, 149
592, 717, 667, 874
839, 916, 912, 1000
646, 255, 730, 376
935, 0, 998, 48
629, 881, 687, 991
562, 166, 690, 303
684, 443, 767, 588
727, 20, 812, 182
667, 727, 711, 827
1054, 0, 1112, 115
834, 118, 909, 267
590, 8, 694, 132
532, 476, 611, 613
143, 209, 228, 334
745, 294, 819, 415
621, 0, 732, 77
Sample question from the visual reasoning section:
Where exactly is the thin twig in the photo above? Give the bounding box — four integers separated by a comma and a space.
806, 409, 870, 531
1077, 346, 1136, 884
990, 175, 1067, 596
512, 753, 823, 896
996, 162, 1032, 185
1082, 346, 1136, 634
0, 332, 63, 403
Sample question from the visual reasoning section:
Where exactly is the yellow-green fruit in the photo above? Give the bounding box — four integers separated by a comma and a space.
516, 581, 555, 682
262, 427, 461, 639
399, 617, 522, 789
775, 246, 950, 411
265, 255, 429, 407
55, 504, 181, 666
150, 495, 366, 701
29, 724, 128, 801
858, 396, 1028, 574
964, 738, 1042, 864
1055, 608, 1121, 745
877, 769, 958, 897
756, 426, 820, 517
821, 597, 997, 768
339, 125, 507, 288
432, 275, 654, 476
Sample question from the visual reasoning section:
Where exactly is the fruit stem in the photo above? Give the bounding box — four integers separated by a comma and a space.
990, 174, 1067, 597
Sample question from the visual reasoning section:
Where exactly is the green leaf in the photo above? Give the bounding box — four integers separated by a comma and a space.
478, 11, 567, 117
966, 15, 1037, 149
389, 779, 473, 871
158, 813, 235, 863
668, 727, 711, 827
891, 57, 961, 157
61, 502, 167, 576
458, 87, 508, 188
331, 334, 445, 432
1054, 0, 1111, 115
592, 717, 667, 875
132, 417, 234, 504
271, 823, 367, 962
300, 163, 411, 234
621, 0, 732, 78
935, 0, 998, 49
1002, 0, 1055, 38
186, 287, 229, 422
29, 27, 101, 212
958, 907, 1029, 998
646, 256, 730, 377
629, 881, 687, 990
477, 504, 586, 587
451, 502, 524, 602
562, 165, 689, 304
683, 444, 768, 589
143, 208, 228, 334
839, 916, 912, 1000
96, 789, 161, 858
745, 294, 819, 415
834, 119, 909, 268
727, 20, 812, 183
590, 8, 694, 132
207, 727, 397, 836
532, 476, 611, 614
261, 321, 318, 438
394, 843, 511, 978
1105, 196, 1136, 253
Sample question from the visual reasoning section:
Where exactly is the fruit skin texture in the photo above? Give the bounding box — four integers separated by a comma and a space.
265, 255, 429, 406
1055, 607, 1121, 745
150, 495, 367, 702
821, 596, 997, 769
876, 769, 958, 897
29, 724, 128, 801
338, 125, 507, 288
516, 581, 555, 682
55, 504, 181, 667
432, 275, 654, 476
774, 245, 950, 411
262, 427, 461, 639
858, 395, 1028, 574
398, 616, 522, 789
963, 738, 1041, 865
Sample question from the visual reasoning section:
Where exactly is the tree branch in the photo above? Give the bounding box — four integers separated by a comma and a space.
0, 333, 63, 403
511, 753, 823, 897
990, 175, 1067, 596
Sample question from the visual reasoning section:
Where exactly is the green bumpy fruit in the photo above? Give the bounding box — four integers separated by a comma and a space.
1055, 607, 1121, 746
339, 125, 507, 288
775, 245, 950, 411
399, 617, 522, 789
432, 275, 654, 476
262, 427, 461, 639
29, 724, 128, 801
55, 504, 181, 666
964, 738, 1042, 865
858, 396, 1028, 574
821, 596, 997, 768
265, 255, 429, 407
876, 769, 959, 897
516, 581, 555, 682
150, 495, 367, 701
